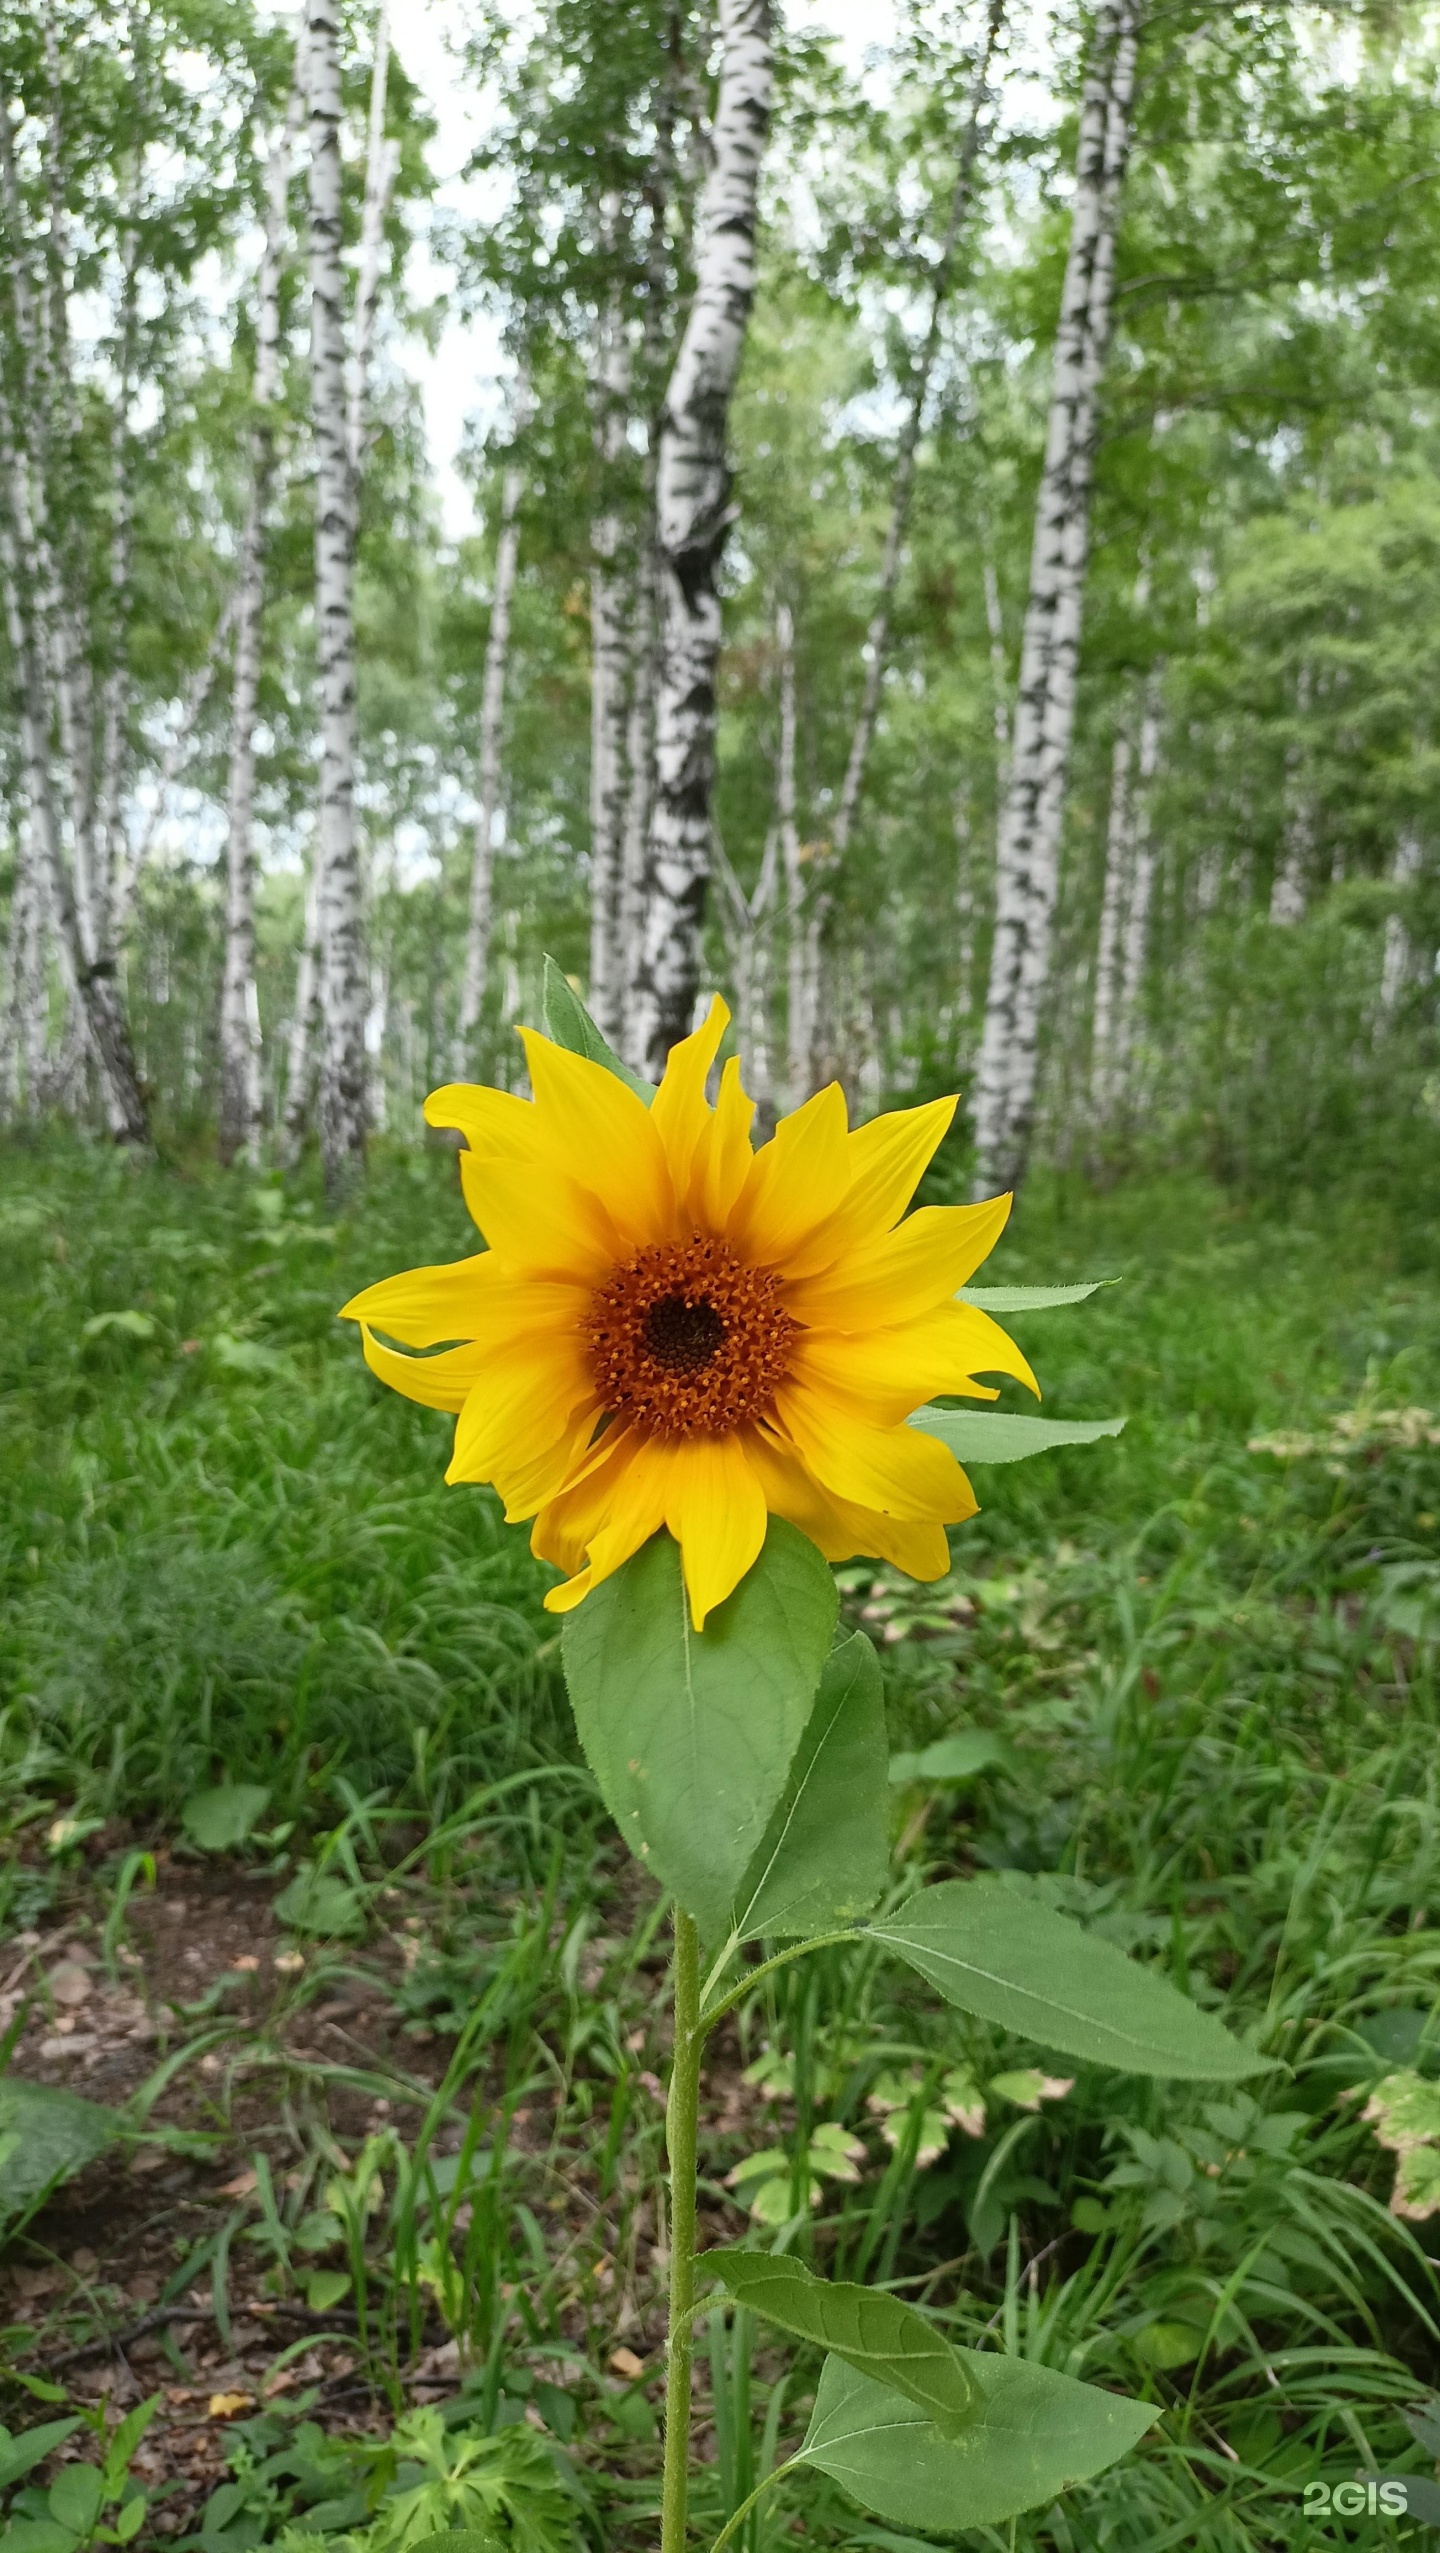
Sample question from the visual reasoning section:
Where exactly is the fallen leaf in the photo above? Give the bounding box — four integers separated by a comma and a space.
48, 1963, 93, 2008
207, 2392, 253, 2420
216, 2169, 258, 2198
272, 1951, 305, 1975
609, 2347, 646, 2379
231, 1956, 260, 1974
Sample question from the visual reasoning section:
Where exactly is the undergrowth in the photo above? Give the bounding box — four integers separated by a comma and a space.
4, 1135, 1440, 2548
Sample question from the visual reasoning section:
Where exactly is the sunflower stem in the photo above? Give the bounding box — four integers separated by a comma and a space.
661, 1903, 702, 2553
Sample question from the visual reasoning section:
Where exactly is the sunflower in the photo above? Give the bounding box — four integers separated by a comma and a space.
339, 999, 1036, 1628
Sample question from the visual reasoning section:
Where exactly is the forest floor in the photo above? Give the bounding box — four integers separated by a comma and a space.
4, 1133, 1440, 2551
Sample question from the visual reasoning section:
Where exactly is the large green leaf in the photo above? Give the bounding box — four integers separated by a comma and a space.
959, 1283, 1110, 1313
0, 2419, 84, 2495
561, 1522, 837, 1938
707, 2250, 979, 2435
910, 1408, 1124, 1466
868, 1880, 1268, 2079
541, 955, 655, 1103
0, 2079, 125, 2222
797, 2352, 1154, 2532
181, 1783, 270, 1851
730, 1633, 888, 1942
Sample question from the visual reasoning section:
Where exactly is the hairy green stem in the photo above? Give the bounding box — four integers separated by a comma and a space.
661, 1904, 702, 2553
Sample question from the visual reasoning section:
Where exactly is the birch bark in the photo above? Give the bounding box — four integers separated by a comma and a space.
1381, 830, 1422, 1012
775, 601, 809, 1108
1089, 723, 1133, 1116
587, 283, 634, 1042
630, 0, 773, 1082
220, 87, 300, 1167
453, 389, 527, 1078
1113, 682, 1160, 1079
306, 0, 367, 1188
970, 0, 1139, 1194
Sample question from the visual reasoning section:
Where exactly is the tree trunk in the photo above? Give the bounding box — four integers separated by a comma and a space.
306, 0, 367, 1189
453, 387, 527, 1078
1382, 830, 1423, 1012
970, 0, 1139, 1195
1088, 722, 1133, 1118
1113, 680, 1160, 1086
219, 87, 300, 1167
347, 0, 398, 482
774, 601, 808, 1108
587, 282, 634, 1043
630, 0, 774, 1082
281, 856, 322, 1165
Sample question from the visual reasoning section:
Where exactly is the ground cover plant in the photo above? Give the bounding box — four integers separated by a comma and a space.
4, 1124, 1440, 2547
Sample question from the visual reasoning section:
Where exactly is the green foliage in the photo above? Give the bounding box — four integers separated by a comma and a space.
868, 1879, 1267, 2080
910, 1408, 1126, 1466
181, 1783, 272, 1851
795, 2352, 1156, 2533
0, 2081, 125, 2230
706, 2250, 980, 2435
560, 1521, 837, 1940
730, 1632, 889, 1943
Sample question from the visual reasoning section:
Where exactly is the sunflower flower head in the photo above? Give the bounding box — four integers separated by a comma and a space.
339, 999, 1036, 1628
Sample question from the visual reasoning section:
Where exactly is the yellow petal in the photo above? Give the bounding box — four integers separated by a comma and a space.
518, 1030, 674, 1245
358, 1326, 489, 1413
340, 1254, 590, 1350
532, 1423, 640, 1573
792, 1302, 1039, 1423
691, 1054, 756, 1231
446, 1332, 598, 1502
541, 1435, 670, 1614
743, 1427, 864, 1563
774, 1383, 974, 1521
423, 1082, 540, 1159
659, 1430, 769, 1629
458, 1151, 624, 1281
783, 1195, 1012, 1330
781, 1095, 958, 1279
650, 995, 730, 1207
732, 1082, 852, 1268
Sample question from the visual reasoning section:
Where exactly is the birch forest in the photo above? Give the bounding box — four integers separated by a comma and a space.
4, 0, 1438, 1204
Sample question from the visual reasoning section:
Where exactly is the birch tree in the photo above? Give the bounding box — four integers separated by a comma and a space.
630, 0, 774, 1082
586, 278, 634, 1043
453, 383, 528, 1078
970, 0, 1140, 1194
219, 75, 303, 1168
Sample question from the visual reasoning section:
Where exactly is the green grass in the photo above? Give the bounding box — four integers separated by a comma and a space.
5, 1135, 1440, 2547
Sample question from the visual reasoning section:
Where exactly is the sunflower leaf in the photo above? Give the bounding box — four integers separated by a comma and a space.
706, 2250, 980, 2435
867, 1880, 1271, 2078
730, 1632, 888, 1942
541, 956, 656, 1104
561, 1521, 836, 1938
794, 2353, 1154, 2531
958, 1282, 1113, 1312
909, 1408, 1124, 1465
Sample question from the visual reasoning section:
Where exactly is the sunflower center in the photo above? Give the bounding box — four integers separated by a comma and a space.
588, 1237, 795, 1439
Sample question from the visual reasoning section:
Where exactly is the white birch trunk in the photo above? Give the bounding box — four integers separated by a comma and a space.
630, 0, 774, 1082
306, 0, 367, 1187
1088, 723, 1133, 1115
775, 601, 809, 1108
970, 0, 1139, 1194
587, 284, 634, 1041
453, 389, 527, 1078
1382, 830, 1423, 1011
1114, 680, 1160, 1078
347, 0, 397, 483
281, 855, 322, 1164
220, 90, 299, 1167
982, 549, 1011, 765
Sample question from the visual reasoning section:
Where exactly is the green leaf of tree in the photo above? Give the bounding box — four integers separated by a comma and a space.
867, 1880, 1269, 2078
706, 2250, 979, 2436
541, 955, 655, 1103
730, 1632, 888, 1942
909, 1409, 1124, 1465
561, 1521, 836, 1939
796, 2353, 1155, 2531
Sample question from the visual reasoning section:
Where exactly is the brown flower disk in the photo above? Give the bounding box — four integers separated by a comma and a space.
587, 1236, 796, 1438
